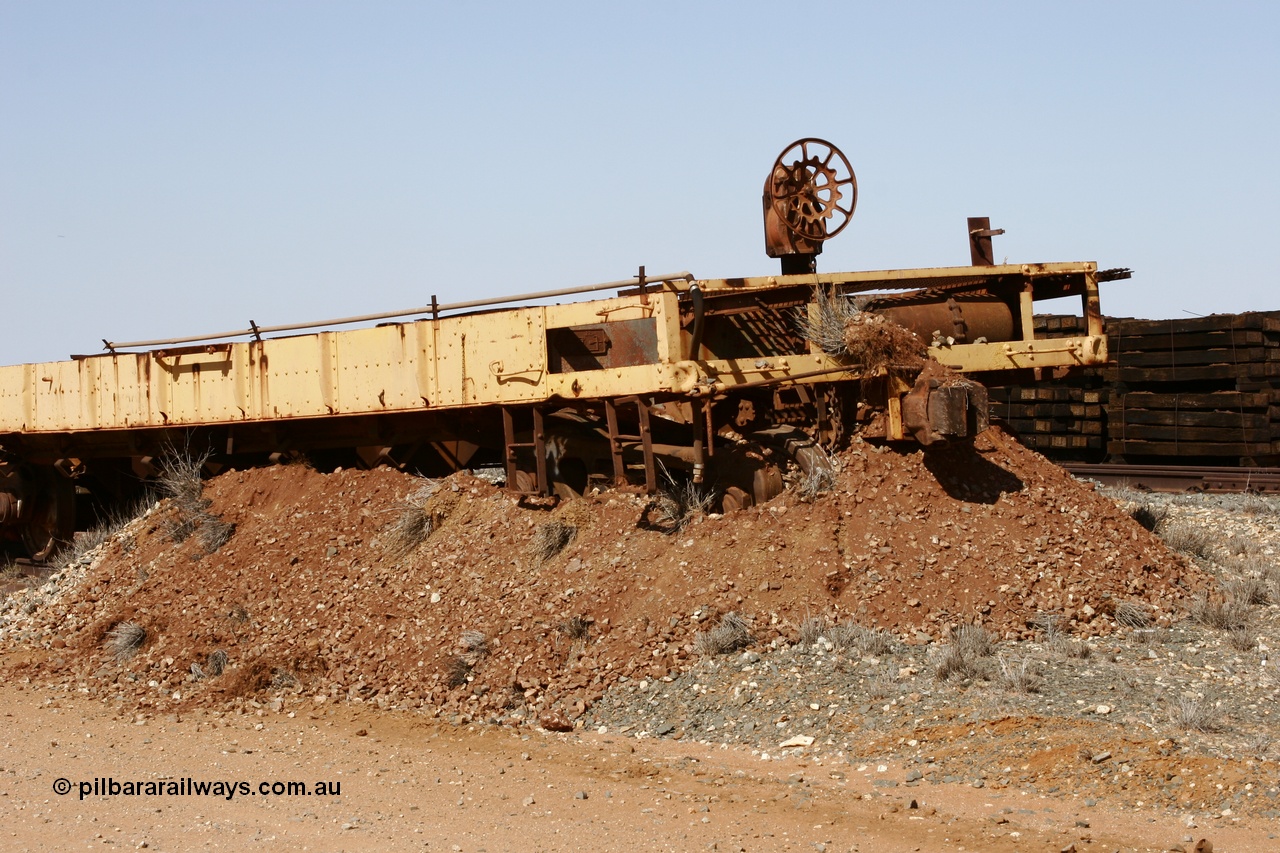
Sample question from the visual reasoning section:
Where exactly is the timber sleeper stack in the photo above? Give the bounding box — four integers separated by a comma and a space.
1106, 313, 1280, 465
984, 312, 1280, 466
986, 383, 1108, 460
982, 315, 1110, 461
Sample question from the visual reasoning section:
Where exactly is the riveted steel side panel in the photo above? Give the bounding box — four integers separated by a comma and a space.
332, 323, 430, 412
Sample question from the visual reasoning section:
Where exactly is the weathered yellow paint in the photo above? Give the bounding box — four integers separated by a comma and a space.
0, 262, 1108, 437
927, 335, 1108, 373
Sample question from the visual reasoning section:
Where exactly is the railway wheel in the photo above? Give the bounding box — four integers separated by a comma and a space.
752, 464, 784, 505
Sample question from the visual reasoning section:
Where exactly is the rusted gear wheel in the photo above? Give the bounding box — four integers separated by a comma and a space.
769, 138, 857, 242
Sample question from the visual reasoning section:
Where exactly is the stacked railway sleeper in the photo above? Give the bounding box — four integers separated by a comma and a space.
0, 139, 1113, 559
985, 382, 1109, 460
985, 315, 1110, 460
1107, 313, 1280, 465
987, 311, 1280, 472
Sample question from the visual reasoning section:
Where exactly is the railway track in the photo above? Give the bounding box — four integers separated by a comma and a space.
1061, 462, 1280, 494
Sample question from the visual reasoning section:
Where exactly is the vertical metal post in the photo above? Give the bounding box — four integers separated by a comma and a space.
532, 407, 549, 497
703, 397, 715, 459
501, 407, 518, 490
1019, 286, 1036, 342
604, 398, 626, 486
1083, 274, 1104, 339
968, 216, 1004, 266
690, 398, 706, 484
637, 400, 656, 494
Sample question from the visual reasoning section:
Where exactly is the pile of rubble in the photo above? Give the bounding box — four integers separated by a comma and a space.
0, 426, 1207, 727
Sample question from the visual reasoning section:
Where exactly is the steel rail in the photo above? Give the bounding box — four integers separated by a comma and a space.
1062, 462, 1280, 494
102, 270, 696, 352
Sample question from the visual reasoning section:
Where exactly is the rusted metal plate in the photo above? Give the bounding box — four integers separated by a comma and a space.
902, 365, 989, 446
547, 318, 659, 373
968, 216, 1005, 266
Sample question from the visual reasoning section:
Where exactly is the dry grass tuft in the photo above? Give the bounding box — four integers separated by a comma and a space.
270, 667, 299, 689
532, 520, 577, 563
206, 649, 228, 676
825, 621, 860, 653
1047, 632, 1093, 659
1129, 627, 1168, 645
1064, 639, 1094, 659
952, 623, 996, 658
933, 643, 987, 682
1224, 575, 1271, 606
1155, 518, 1213, 559
56, 527, 111, 569
1238, 493, 1273, 516
558, 615, 591, 641
1190, 593, 1252, 631
797, 465, 837, 503
155, 448, 234, 554
197, 517, 235, 553
866, 669, 900, 700
1226, 626, 1256, 652
802, 618, 891, 656
796, 287, 861, 357
1224, 532, 1264, 558
995, 654, 1042, 693
1171, 696, 1227, 733
53, 496, 150, 570
1114, 600, 1153, 629
446, 657, 473, 688
797, 614, 828, 646
384, 482, 440, 558
460, 629, 489, 658
651, 477, 715, 534
858, 627, 896, 656
156, 448, 208, 510
694, 612, 752, 656
162, 514, 201, 545
830, 622, 894, 656
1128, 502, 1168, 532
106, 621, 146, 661
934, 624, 995, 683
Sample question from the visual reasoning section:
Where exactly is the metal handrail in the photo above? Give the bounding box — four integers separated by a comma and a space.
102, 270, 695, 352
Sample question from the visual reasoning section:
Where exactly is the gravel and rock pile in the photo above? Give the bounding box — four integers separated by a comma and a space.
584, 487, 1280, 817
0, 427, 1208, 733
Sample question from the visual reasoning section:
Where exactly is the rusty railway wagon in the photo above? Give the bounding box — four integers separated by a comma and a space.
0, 140, 1113, 559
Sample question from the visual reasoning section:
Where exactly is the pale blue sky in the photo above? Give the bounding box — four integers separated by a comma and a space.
2, 2, 1277, 365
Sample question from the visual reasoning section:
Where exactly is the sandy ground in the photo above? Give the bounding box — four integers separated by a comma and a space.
3, 684, 1269, 853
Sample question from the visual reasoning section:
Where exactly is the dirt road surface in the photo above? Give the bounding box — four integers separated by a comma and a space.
3, 684, 1266, 852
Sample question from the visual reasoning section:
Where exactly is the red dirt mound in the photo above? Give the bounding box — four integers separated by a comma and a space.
0, 426, 1207, 726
